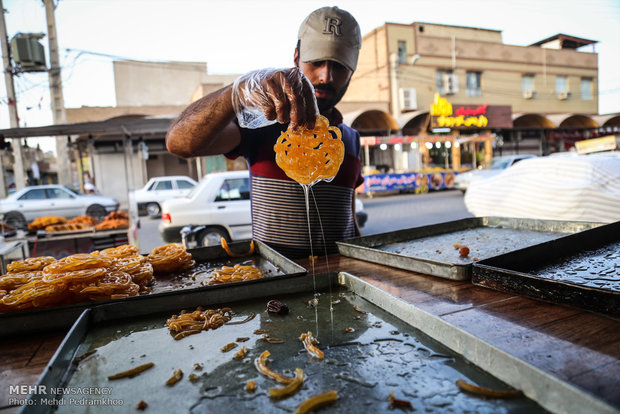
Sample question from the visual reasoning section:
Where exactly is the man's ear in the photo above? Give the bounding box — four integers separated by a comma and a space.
294, 48, 300, 67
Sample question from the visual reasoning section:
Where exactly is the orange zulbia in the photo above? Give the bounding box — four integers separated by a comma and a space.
274, 115, 344, 185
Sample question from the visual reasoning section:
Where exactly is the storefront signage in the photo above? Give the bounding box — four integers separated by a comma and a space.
574, 135, 618, 154
359, 135, 495, 146
363, 171, 457, 193
430, 93, 513, 129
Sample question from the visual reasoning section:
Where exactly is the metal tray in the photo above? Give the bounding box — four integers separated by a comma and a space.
337, 217, 602, 281
20, 271, 617, 414
0, 240, 306, 337
39, 228, 95, 237
472, 221, 620, 316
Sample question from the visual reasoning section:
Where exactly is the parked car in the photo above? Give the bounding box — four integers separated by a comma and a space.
133, 175, 197, 217
464, 153, 620, 223
355, 197, 367, 228
159, 170, 252, 246
0, 184, 120, 229
159, 170, 368, 246
454, 154, 536, 192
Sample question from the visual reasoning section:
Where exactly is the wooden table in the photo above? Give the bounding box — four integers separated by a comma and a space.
1, 254, 618, 413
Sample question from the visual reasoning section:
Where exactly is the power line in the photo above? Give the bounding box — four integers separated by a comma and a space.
63, 48, 209, 71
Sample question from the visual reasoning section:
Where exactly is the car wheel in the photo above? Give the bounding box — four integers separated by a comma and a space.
86, 204, 107, 220
146, 202, 161, 218
3, 211, 26, 230
197, 227, 229, 247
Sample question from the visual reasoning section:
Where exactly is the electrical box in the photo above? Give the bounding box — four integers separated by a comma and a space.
523, 90, 535, 99
443, 74, 459, 95
399, 88, 418, 111
557, 91, 570, 100
10, 33, 47, 71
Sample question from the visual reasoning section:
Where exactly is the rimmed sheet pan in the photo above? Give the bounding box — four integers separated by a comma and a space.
0, 240, 306, 337
19, 271, 618, 414
337, 217, 601, 280
472, 221, 619, 315
20, 272, 553, 414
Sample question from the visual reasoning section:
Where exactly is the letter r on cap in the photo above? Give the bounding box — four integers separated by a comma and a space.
323, 17, 342, 36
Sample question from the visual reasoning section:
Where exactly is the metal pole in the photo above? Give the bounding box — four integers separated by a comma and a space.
0, 0, 26, 195
195, 157, 203, 179
43, 0, 71, 187
389, 52, 400, 119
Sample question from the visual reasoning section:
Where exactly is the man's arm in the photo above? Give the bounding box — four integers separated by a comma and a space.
166, 68, 317, 160
166, 85, 240, 158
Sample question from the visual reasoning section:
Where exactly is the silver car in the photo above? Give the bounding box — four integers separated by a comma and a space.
0, 185, 119, 229
133, 175, 197, 218
454, 154, 536, 192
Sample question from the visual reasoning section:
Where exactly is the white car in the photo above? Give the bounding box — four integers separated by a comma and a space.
133, 175, 197, 217
355, 198, 367, 228
464, 153, 620, 223
159, 170, 252, 246
0, 185, 119, 229
159, 170, 368, 246
454, 154, 536, 192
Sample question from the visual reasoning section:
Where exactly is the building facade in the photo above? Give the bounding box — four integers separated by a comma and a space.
65, 61, 239, 208
341, 22, 618, 180
347, 23, 599, 119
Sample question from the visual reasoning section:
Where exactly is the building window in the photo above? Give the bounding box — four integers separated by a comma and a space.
397, 40, 407, 64
556, 75, 569, 99
436, 69, 457, 95
521, 74, 535, 95
466, 71, 481, 97
580, 77, 592, 100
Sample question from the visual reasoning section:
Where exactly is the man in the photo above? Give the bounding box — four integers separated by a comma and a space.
166, 6, 363, 258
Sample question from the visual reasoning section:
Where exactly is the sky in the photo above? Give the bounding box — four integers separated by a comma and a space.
1, 0, 619, 153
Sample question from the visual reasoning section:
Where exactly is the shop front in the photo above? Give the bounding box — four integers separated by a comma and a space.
360, 94, 512, 195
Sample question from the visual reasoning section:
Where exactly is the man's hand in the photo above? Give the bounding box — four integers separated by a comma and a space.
232, 68, 318, 130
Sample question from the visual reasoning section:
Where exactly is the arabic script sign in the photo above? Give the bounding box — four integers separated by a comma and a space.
430, 93, 512, 129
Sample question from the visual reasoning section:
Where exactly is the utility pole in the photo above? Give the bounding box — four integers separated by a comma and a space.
0, 0, 26, 196
43, 0, 71, 187
389, 52, 400, 119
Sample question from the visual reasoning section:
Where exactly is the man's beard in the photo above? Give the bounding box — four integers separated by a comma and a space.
314, 80, 350, 114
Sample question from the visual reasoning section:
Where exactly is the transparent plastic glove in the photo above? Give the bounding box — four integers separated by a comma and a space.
231, 68, 318, 129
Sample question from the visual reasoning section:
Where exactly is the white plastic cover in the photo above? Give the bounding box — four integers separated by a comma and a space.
464, 153, 620, 223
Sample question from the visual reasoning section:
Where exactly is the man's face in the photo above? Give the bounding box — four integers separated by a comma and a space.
296, 53, 353, 113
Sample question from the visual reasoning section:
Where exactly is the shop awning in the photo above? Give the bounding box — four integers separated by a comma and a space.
343, 109, 399, 134
0, 116, 175, 140
546, 114, 599, 129
512, 113, 556, 129
360, 134, 495, 146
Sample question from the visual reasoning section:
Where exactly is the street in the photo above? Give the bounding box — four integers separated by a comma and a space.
361, 190, 472, 236
136, 190, 472, 254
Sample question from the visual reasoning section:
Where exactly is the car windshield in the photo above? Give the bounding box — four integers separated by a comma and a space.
186, 177, 212, 199
63, 186, 79, 195
488, 159, 512, 170
176, 180, 195, 189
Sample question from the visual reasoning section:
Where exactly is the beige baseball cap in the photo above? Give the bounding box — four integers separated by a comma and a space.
298, 6, 361, 72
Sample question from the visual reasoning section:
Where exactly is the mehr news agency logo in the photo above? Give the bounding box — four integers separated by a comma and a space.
8, 385, 123, 407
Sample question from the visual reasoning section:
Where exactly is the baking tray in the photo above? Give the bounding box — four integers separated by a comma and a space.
337, 217, 602, 281
21, 272, 545, 414
0, 240, 306, 337
472, 221, 620, 316
21, 272, 617, 414
39, 228, 95, 237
